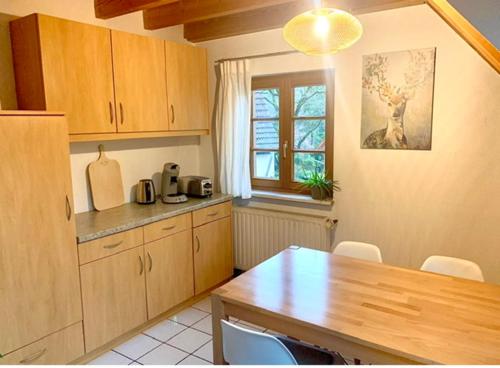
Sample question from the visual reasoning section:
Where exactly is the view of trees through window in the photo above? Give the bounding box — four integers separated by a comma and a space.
252, 85, 326, 182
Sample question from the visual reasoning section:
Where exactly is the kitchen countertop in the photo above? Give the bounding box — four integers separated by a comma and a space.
76, 193, 233, 244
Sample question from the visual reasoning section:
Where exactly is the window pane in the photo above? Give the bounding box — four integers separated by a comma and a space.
294, 119, 325, 150
293, 153, 325, 182
254, 151, 279, 180
254, 120, 279, 149
253, 89, 279, 118
294, 85, 326, 117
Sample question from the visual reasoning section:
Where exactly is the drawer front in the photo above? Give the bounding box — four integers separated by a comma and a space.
193, 201, 232, 227
1, 322, 84, 365
78, 227, 144, 265
144, 213, 191, 243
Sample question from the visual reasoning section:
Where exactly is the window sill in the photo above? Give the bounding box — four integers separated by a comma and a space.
251, 190, 334, 206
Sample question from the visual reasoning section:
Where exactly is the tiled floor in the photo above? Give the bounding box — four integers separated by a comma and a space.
87, 297, 269, 365
88, 296, 355, 365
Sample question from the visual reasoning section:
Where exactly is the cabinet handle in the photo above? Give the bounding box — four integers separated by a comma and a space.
139, 256, 144, 275
119, 102, 124, 125
109, 101, 114, 124
65, 195, 72, 221
170, 105, 175, 124
162, 225, 176, 231
19, 348, 47, 364
207, 211, 218, 217
283, 140, 288, 159
147, 252, 153, 272
103, 241, 123, 249
195, 235, 201, 253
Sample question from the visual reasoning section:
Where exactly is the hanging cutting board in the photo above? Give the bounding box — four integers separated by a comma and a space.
88, 144, 125, 211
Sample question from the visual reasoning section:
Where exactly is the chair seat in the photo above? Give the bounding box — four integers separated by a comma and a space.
277, 336, 347, 365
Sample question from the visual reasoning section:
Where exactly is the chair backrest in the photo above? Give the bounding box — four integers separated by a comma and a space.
333, 241, 383, 263
420, 255, 484, 281
221, 320, 297, 365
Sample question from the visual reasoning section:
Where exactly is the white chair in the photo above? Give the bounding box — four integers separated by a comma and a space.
420, 255, 484, 282
333, 241, 383, 263
221, 320, 345, 365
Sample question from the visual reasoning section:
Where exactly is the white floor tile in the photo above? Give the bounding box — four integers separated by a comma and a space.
191, 315, 212, 335
143, 319, 187, 342
191, 297, 212, 313
137, 344, 188, 365
177, 355, 212, 365
167, 328, 212, 353
193, 341, 213, 363
235, 321, 266, 332
113, 334, 162, 360
169, 307, 209, 326
87, 351, 132, 365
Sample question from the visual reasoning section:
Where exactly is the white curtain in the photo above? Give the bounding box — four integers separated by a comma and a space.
215, 60, 252, 199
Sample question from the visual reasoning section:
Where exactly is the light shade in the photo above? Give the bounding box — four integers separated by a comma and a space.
283, 8, 363, 56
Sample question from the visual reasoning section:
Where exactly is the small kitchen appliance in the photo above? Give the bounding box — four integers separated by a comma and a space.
178, 176, 213, 197
136, 179, 156, 204
161, 163, 188, 203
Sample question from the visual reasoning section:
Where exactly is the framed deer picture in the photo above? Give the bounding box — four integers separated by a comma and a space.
361, 48, 436, 150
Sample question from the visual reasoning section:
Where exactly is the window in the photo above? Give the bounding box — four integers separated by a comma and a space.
251, 70, 334, 193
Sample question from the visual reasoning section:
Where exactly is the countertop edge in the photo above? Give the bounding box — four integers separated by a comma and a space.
77, 195, 232, 244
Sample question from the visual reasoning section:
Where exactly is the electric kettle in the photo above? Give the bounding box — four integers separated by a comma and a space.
136, 179, 156, 204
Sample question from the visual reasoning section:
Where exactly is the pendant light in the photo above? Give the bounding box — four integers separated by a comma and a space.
283, 8, 363, 56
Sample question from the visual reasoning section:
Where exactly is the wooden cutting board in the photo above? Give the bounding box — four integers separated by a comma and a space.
88, 145, 124, 211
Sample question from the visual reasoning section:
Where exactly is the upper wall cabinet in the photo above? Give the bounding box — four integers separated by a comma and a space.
10, 14, 116, 135
111, 31, 169, 133
10, 14, 210, 142
165, 41, 209, 131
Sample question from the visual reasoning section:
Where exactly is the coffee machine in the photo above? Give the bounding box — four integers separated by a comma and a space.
161, 163, 188, 203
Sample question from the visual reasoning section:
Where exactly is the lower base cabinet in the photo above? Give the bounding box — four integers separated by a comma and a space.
1, 322, 84, 365
193, 216, 233, 294
145, 230, 195, 319
77, 201, 233, 356
80, 246, 147, 352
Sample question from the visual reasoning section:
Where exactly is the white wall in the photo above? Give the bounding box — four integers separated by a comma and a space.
199, 5, 500, 283
0, 0, 202, 213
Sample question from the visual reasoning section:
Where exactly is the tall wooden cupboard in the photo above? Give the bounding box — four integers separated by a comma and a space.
0, 112, 83, 364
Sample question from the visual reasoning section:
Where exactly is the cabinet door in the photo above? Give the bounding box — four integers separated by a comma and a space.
145, 230, 194, 319
112, 31, 169, 132
0, 114, 82, 355
38, 15, 116, 134
193, 217, 233, 295
165, 41, 209, 131
80, 246, 147, 352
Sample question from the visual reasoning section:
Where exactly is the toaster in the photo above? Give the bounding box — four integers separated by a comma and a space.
178, 176, 213, 197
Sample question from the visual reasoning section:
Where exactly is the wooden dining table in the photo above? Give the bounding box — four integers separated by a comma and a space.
211, 246, 500, 365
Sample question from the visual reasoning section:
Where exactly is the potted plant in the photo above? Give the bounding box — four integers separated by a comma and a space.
302, 171, 341, 200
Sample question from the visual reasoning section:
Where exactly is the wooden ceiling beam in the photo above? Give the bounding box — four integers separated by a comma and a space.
94, 0, 178, 19
426, 0, 499, 73
143, 0, 299, 29
184, 0, 425, 42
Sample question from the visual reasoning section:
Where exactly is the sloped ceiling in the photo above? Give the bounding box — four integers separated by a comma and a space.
449, 0, 500, 49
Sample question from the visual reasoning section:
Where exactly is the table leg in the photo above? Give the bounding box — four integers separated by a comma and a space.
211, 294, 227, 365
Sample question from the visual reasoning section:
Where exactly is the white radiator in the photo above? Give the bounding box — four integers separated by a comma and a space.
233, 206, 334, 270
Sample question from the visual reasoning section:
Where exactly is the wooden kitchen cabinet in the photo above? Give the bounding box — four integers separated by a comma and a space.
145, 230, 194, 319
10, 14, 116, 135
193, 216, 233, 294
165, 41, 209, 131
10, 14, 210, 142
111, 31, 169, 132
0, 323, 84, 365
0, 112, 83, 357
80, 246, 147, 352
